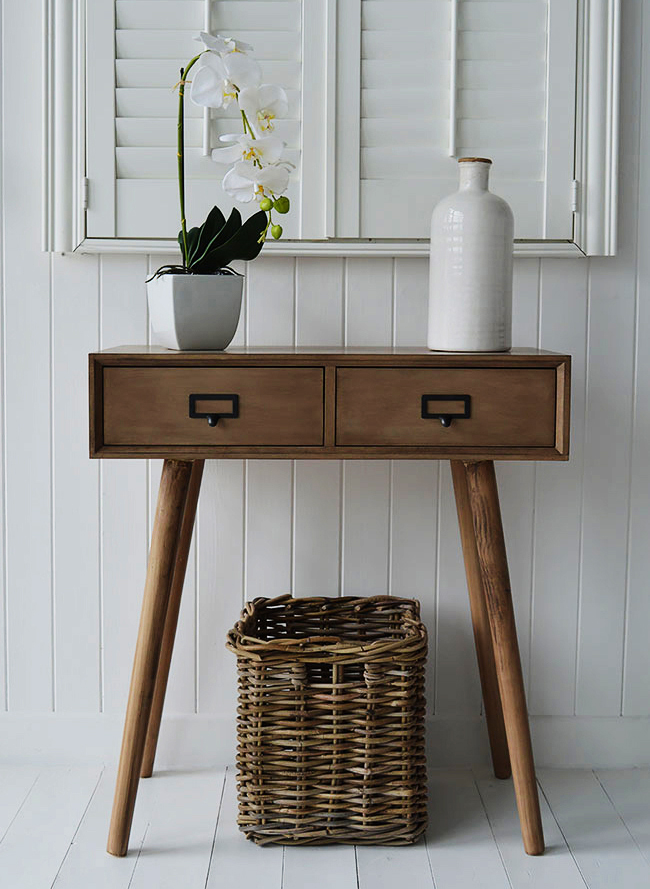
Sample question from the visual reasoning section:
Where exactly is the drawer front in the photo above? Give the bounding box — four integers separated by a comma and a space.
103, 367, 324, 446
336, 368, 557, 447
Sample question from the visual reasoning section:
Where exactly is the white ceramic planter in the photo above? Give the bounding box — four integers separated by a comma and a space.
147, 273, 243, 351
428, 158, 514, 352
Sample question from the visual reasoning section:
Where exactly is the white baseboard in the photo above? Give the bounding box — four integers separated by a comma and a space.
1, 714, 649, 769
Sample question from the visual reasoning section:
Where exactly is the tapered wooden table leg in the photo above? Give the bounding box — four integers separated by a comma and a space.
450, 461, 511, 780
107, 459, 194, 857
464, 460, 544, 856
140, 459, 204, 778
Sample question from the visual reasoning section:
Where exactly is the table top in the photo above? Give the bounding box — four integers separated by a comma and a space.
91, 346, 570, 369
96, 345, 565, 356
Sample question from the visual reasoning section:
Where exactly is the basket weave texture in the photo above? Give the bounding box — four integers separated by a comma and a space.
225, 594, 428, 845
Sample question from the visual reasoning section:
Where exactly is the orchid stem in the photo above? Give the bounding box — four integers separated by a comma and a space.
178, 52, 205, 268
241, 109, 256, 140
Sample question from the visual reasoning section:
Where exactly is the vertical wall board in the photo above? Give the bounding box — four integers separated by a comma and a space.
246, 460, 294, 598
390, 461, 439, 711
436, 467, 482, 716
342, 461, 391, 597
394, 258, 428, 348
295, 256, 344, 346
2, 0, 54, 711
246, 255, 295, 346
623, 0, 650, 717
494, 258, 541, 696
100, 255, 149, 713
530, 259, 588, 715
51, 253, 101, 711
294, 461, 342, 597
197, 461, 242, 732
0, 0, 4, 711
575, 0, 641, 716
345, 257, 394, 346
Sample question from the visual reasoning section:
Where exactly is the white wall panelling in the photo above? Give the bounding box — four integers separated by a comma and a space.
1, 0, 650, 764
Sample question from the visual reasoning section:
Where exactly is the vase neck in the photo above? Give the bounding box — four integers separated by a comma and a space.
458, 160, 491, 192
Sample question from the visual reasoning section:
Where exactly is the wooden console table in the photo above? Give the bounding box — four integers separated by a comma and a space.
89, 346, 571, 858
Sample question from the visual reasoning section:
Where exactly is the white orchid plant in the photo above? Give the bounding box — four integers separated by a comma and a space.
153, 32, 292, 278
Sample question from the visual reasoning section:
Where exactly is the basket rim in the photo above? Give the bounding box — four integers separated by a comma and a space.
225, 594, 427, 661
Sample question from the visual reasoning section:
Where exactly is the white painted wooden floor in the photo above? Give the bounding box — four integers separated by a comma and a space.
2, 766, 650, 889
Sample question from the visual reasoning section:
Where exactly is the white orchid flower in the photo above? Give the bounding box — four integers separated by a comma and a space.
194, 32, 254, 54
211, 133, 285, 166
238, 85, 289, 134
223, 160, 290, 203
190, 51, 261, 109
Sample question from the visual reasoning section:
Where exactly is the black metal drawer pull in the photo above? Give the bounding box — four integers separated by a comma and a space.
421, 394, 471, 428
189, 393, 239, 427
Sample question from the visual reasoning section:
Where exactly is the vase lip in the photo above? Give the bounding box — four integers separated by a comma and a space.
458, 156, 492, 165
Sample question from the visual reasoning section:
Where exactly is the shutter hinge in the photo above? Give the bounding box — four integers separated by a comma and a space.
82, 177, 89, 211
571, 179, 580, 213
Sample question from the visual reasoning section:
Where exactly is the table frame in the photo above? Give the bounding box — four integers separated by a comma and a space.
90, 347, 569, 859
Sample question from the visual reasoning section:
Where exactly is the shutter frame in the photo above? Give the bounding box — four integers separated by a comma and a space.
44, 0, 621, 256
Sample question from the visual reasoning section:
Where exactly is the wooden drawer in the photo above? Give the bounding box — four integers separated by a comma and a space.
336, 367, 557, 447
103, 367, 324, 446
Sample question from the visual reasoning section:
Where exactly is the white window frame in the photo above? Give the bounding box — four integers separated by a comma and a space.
43, 0, 620, 258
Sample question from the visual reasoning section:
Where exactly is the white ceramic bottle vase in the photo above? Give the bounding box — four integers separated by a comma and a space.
428, 157, 514, 352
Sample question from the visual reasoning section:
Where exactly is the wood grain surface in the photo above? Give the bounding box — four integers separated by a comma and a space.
107, 459, 193, 857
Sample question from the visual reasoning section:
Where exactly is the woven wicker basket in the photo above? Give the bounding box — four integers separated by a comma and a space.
226, 594, 428, 846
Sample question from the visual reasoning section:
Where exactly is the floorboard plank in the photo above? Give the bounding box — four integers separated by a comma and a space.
594, 769, 650, 864
206, 767, 283, 889
473, 767, 588, 888
52, 768, 152, 888
129, 768, 226, 889
0, 766, 40, 842
425, 769, 511, 888
0, 766, 102, 889
538, 769, 650, 889
282, 843, 357, 889
356, 840, 435, 889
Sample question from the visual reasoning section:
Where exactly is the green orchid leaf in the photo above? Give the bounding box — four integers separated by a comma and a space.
191, 210, 267, 273
178, 225, 201, 265
188, 205, 227, 264
188, 208, 243, 270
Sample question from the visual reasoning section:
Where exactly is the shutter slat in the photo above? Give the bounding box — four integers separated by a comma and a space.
361, 118, 544, 151
362, 30, 542, 61
361, 90, 448, 119
116, 31, 301, 60
116, 59, 301, 89
115, 88, 300, 119
116, 1, 299, 32
361, 148, 544, 181
116, 146, 301, 178
361, 1, 546, 34
116, 117, 300, 148
360, 88, 544, 121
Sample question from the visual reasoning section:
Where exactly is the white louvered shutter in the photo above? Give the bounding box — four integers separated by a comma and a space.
86, 1, 303, 239
335, 0, 578, 240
